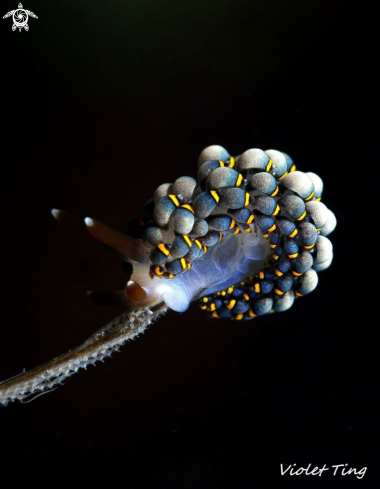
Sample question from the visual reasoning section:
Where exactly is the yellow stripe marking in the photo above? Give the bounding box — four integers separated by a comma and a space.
266, 159, 273, 172
275, 269, 283, 277
316, 197, 321, 201
229, 219, 236, 230
297, 210, 307, 221
158, 243, 170, 256
274, 288, 284, 295
210, 303, 216, 311
227, 286, 234, 294
236, 174, 244, 186
210, 190, 220, 203
242, 293, 250, 301
254, 283, 260, 293
202, 297, 209, 303
292, 270, 302, 276
268, 223, 276, 232
259, 271, 264, 279
229, 156, 235, 168
290, 164, 296, 172
272, 205, 280, 216
218, 160, 225, 167
155, 266, 164, 275
227, 299, 236, 310
183, 235, 192, 247
181, 204, 194, 214
203, 245, 208, 253
211, 311, 220, 318
288, 252, 298, 259
271, 186, 279, 197
200, 305, 207, 310
168, 194, 180, 206
218, 231, 223, 241
194, 239, 202, 249
235, 314, 244, 320
247, 214, 254, 224
304, 243, 315, 250
295, 291, 303, 297
244, 192, 250, 206
289, 229, 298, 238
248, 308, 257, 317
180, 258, 187, 269
304, 190, 315, 201
232, 228, 241, 234
277, 171, 288, 181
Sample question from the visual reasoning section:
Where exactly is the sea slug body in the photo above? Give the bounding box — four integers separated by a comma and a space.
84, 145, 336, 320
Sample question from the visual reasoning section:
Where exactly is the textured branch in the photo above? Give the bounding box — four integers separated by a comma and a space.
0, 304, 168, 406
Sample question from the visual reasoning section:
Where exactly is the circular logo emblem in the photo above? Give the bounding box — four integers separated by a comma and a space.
3, 3, 38, 32
12, 8, 28, 30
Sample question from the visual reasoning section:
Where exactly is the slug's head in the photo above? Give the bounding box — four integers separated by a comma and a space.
53, 144, 336, 319
82, 217, 169, 311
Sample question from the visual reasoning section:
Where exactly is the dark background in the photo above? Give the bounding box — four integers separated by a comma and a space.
0, 1, 378, 488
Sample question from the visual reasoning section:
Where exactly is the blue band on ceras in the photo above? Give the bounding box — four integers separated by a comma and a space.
137, 145, 335, 319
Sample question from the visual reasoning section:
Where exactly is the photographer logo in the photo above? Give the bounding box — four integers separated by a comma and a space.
3, 3, 38, 32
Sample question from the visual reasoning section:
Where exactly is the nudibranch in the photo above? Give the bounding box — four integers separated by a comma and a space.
83, 145, 336, 320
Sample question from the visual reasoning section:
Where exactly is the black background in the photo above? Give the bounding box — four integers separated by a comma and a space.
0, 1, 378, 488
